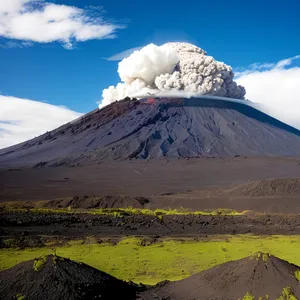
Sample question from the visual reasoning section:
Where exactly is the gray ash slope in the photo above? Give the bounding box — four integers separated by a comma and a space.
139, 253, 300, 300
0, 255, 136, 300
1, 97, 300, 167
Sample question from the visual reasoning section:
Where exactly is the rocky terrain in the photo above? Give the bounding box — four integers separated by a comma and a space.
2, 210, 300, 245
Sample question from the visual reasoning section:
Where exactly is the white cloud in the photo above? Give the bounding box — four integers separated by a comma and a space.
106, 46, 143, 61
236, 55, 300, 129
274, 55, 300, 69
0, 95, 82, 149
0, 40, 33, 49
0, 0, 124, 49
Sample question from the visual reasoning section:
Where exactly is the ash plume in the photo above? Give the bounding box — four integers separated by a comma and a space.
100, 42, 246, 107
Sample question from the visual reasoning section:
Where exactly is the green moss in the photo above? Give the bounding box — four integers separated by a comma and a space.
240, 291, 295, 300
33, 256, 47, 272
295, 270, 300, 283
262, 253, 269, 262
240, 292, 255, 300
91, 207, 242, 217
0, 205, 245, 216
1, 235, 300, 285
276, 287, 297, 300
251, 252, 269, 262
157, 215, 163, 221
239, 293, 269, 300
16, 294, 25, 300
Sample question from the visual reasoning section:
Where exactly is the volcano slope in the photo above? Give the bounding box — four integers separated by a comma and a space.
139, 253, 300, 300
0, 255, 137, 300
1, 97, 300, 168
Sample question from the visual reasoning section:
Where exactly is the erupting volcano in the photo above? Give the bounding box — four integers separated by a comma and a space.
1, 42, 300, 168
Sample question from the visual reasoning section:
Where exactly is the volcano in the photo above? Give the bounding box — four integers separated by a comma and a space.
0, 255, 136, 300
1, 97, 300, 168
140, 253, 300, 299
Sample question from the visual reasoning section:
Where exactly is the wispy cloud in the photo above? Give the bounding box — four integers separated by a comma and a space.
0, 95, 82, 149
236, 55, 300, 129
274, 55, 300, 69
248, 62, 276, 70
0, 40, 33, 49
234, 62, 276, 77
0, 0, 125, 49
106, 46, 143, 61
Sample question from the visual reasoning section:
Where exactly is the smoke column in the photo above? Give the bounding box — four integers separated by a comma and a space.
100, 42, 246, 108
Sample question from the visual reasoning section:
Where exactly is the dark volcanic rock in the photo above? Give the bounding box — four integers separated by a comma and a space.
1, 97, 300, 167
139, 253, 300, 299
0, 255, 136, 300
45, 195, 150, 209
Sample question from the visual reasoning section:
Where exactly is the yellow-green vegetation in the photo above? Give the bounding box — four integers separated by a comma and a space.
1, 235, 300, 285
251, 252, 270, 262
295, 270, 300, 283
240, 293, 270, 300
16, 294, 25, 300
239, 293, 269, 300
93, 207, 244, 217
277, 287, 297, 300
33, 256, 47, 272
241, 292, 255, 300
0, 204, 248, 217
240, 289, 297, 300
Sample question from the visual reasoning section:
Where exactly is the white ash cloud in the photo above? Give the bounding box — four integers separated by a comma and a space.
100, 42, 246, 107
101, 44, 179, 107
118, 43, 179, 85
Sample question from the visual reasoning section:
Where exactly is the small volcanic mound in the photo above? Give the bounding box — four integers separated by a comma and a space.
43, 195, 150, 209
0, 255, 136, 300
139, 253, 300, 300
226, 178, 300, 196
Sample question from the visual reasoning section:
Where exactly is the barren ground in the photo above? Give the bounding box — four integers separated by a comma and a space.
1, 156, 300, 208
1, 156, 300, 245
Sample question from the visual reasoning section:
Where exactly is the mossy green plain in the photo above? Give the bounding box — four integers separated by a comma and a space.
1, 235, 300, 285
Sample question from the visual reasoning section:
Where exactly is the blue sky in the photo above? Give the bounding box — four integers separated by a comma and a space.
1, 0, 299, 112
0, 0, 299, 148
